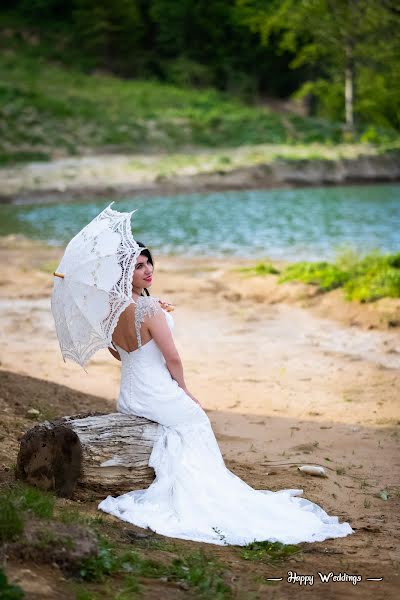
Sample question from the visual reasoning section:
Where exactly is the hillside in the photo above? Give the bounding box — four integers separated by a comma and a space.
1, 36, 399, 168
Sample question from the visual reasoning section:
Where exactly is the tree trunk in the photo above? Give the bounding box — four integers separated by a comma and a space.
16, 412, 160, 499
345, 41, 355, 129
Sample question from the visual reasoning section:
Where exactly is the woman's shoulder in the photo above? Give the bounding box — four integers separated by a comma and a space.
134, 295, 161, 322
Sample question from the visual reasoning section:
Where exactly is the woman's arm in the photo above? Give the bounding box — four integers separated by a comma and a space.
147, 311, 187, 389
108, 346, 121, 361
147, 311, 202, 407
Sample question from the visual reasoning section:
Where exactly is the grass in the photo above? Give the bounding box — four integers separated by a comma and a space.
279, 261, 349, 292
0, 568, 24, 600
0, 482, 55, 542
40, 259, 59, 274
0, 493, 24, 543
0, 482, 232, 598
0, 482, 305, 599
238, 262, 280, 276
125, 536, 179, 553
57, 507, 106, 528
0, 22, 399, 166
239, 540, 301, 563
77, 536, 120, 582
238, 249, 400, 302
76, 536, 231, 599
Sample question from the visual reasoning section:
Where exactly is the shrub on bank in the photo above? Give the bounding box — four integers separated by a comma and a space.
240, 250, 400, 302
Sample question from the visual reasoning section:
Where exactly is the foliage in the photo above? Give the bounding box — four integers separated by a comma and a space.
0, 569, 24, 600
1, 2, 298, 98
0, 7, 397, 170
57, 507, 105, 528
175, 551, 230, 598
78, 537, 121, 582
278, 261, 349, 292
6, 482, 55, 518
77, 537, 231, 598
0, 483, 55, 543
1, 1, 399, 133
241, 250, 400, 303
238, 262, 280, 276
240, 539, 301, 563
236, 0, 400, 130
0, 493, 24, 543
72, 0, 144, 77
0, 481, 231, 597
0, 43, 371, 165
342, 252, 400, 302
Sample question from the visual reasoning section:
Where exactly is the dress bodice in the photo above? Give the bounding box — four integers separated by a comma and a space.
112, 296, 173, 359
133, 296, 171, 349
114, 299, 175, 404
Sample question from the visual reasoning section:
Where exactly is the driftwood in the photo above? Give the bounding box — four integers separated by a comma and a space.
16, 412, 160, 498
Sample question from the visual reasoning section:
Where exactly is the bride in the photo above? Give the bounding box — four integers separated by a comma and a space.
98, 242, 354, 546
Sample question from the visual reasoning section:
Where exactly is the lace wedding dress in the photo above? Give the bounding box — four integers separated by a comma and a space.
98, 296, 354, 546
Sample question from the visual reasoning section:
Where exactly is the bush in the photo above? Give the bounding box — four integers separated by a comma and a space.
0, 568, 24, 600
278, 261, 349, 291
344, 264, 400, 302
242, 250, 400, 302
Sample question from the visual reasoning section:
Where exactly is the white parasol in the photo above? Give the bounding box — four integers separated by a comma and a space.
51, 203, 143, 369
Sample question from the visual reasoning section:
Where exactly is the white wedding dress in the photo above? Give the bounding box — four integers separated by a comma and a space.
98, 296, 354, 546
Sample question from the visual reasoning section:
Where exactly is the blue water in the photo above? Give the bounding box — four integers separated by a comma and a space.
0, 184, 399, 261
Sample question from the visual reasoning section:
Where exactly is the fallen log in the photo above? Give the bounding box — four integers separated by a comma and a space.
16, 412, 160, 498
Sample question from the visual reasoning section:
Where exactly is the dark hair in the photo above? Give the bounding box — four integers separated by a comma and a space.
137, 241, 154, 297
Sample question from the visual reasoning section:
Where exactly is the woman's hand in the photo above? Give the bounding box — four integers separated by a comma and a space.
192, 396, 204, 409
108, 346, 121, 361
184, 390, 204, 409
158, 298, 175, 312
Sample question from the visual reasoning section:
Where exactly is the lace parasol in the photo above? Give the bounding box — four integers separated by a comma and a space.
51, 203, 143, 368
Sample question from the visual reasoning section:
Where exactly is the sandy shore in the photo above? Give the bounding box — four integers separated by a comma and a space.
1, 237, 399, 597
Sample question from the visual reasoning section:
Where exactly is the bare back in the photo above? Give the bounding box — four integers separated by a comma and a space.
112, 296, 159, 352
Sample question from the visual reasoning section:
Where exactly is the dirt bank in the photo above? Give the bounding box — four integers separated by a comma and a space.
1, 148, 399, 204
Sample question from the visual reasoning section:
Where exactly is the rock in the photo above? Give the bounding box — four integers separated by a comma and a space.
26, 408, 40, 418
298, 465, 327, 477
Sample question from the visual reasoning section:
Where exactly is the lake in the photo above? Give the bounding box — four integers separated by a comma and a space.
0, 183, 399, 262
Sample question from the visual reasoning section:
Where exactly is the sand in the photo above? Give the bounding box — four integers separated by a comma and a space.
0, 236, 399, 598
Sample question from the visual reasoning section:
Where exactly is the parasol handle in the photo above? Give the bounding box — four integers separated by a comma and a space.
53, 272, 65, 279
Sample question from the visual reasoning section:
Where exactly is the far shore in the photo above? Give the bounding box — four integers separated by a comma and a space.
1, 145, 399, 204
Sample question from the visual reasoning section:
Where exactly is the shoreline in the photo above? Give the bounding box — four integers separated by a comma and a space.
1, 235, 399, 335
1, 148, 399, 204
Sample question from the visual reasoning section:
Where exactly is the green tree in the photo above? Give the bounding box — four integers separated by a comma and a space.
149, 0, 298, 96
6, 0, 300, 97
72, 0, 145, 76
236, 0, 400, 130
